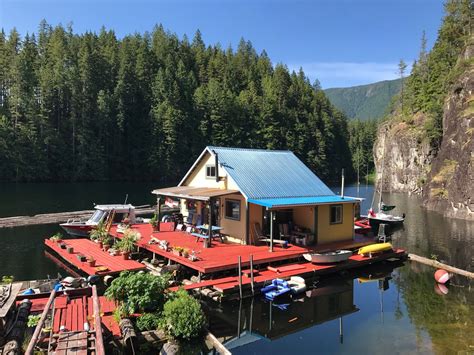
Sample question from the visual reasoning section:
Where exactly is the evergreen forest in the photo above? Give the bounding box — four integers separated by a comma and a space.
0, 22, 376, 184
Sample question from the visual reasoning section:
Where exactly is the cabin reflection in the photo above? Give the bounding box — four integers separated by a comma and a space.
206, 261, 403, 350
207, 278, 358, 348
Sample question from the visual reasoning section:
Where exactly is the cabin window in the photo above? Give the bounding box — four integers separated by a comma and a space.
90, 210, 106, 223
330, 204, 343, 224
225, 199, 240, 221
206, 165, 216, 179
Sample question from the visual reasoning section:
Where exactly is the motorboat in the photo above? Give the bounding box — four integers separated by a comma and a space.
261, 277, 306, 301
367, 208, 405, 227
303, 250, 352, 264
60, 204, 142, 237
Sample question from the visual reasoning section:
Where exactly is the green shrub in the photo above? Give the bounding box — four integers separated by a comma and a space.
161, 289, 205, 340
27, 314, 41, 327
136, 312, 161, 331
104, 271, 170, 315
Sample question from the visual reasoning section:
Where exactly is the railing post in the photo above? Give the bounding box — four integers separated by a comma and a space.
238, 256, 243, 299
250, 254, 254, 295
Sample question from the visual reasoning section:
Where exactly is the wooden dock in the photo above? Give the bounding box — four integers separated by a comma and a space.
110, 224, 375, 274
172, 248, 407, 299
0, 206, 159, 228
45, 238, 146, 276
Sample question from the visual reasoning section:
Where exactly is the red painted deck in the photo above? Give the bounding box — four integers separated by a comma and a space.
45, 238, 146, 276
110, 224, 374, 274
172, 248, 407, 295
19, 291, 121, 338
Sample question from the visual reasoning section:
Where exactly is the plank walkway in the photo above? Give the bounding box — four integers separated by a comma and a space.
110, 224, 375, 274
45, 238, 146, 276
173, 248, 407, 296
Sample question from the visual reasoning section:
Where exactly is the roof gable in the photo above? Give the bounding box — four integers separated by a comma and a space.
204, 146, 335, 199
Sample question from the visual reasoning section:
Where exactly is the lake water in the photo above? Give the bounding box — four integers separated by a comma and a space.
0, 182, 473, 353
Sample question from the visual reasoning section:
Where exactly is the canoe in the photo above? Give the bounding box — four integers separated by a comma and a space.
303, 250, 352, 264
358, 242, 392, 255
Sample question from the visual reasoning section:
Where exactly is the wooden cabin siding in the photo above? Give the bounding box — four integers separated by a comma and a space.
317, 203, 354, 243
181, 152, 240, 191
219, 193, 246, 243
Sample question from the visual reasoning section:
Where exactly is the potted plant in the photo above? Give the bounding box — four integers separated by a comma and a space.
149, 214, 159, 231
117, 229, 140, 260
172, 246, 183, 256
89, 222, 109, 249
102, 236, 112, 251
66, 245, 74, 254
49, 232, 63, 243
182, 248, 190, 258
87, 256, 96, 267
76, 253, 87, 262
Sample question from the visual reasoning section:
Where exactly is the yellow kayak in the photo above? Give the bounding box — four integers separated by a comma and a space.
358, 242, 393, 255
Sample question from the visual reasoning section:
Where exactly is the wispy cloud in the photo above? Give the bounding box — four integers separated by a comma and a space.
288, 62, 403, 89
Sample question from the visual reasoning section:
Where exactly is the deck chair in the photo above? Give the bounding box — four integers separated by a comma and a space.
278, 224, 292, 240
252, 223, 288, 248
175, 223, 184, 231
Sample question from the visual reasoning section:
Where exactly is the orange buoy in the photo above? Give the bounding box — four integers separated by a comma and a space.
434, 283, 449, 295
434, 269, 450, 284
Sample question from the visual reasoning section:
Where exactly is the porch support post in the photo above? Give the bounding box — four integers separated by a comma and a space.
245, 199, 249, 245
269, 210, 274, 252
206, 198, 213, 248
156, 196, 161, 232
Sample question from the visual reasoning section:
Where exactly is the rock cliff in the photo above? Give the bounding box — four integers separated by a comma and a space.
374, 42, 473, 220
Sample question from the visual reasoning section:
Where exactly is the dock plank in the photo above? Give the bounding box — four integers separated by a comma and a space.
45, 238, 146, 276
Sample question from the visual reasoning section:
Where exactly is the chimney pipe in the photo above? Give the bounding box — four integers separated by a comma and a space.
214, 151, 219, 183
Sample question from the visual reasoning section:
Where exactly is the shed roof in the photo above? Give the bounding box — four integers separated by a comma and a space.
248, 196, 359, 208
152, 186, 239, 201
204, 146, 334, 200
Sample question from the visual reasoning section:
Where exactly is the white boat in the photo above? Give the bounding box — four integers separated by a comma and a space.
60, 204, 144, 237
287, 276, 306, 295
303, 250, 352, 264
367, 209, 405, 227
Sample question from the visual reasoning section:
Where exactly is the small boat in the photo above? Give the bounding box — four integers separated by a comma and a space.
303, 250, 352, 264
261, 277, 306, 301
358, 242, 392, 256
60, 204, 144, 237
367, 209, 405, 227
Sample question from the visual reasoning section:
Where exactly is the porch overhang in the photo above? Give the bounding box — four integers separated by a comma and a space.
152, 186, 239, 201
248, 196, 359, 209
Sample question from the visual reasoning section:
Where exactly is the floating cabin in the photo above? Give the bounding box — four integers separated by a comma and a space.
153, 146, 360, 248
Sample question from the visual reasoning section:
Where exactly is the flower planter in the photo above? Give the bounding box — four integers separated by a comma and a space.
172, 250, 181, 257
87, 260, 96, 267
122, 251, 130, 260
76, 254, 87, 262
66, 246, 74, 254
59, 243, 67, 249
98, 241, 103, 249
103, 245, 110, 252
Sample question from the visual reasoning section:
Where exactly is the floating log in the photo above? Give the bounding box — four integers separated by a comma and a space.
408, 253, 474, 279
205, 332, 231, 355
0, 205, 161, 228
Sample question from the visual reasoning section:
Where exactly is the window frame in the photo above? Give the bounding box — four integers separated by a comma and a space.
224, 199, 241, 221
205, 165, 216, 179
329, 204, 343, 225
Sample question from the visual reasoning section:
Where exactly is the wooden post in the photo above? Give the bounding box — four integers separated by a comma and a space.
156, 196, 161, 232
245, 199, 250, 245
205, 332, 231, 355
250, 254, 254, 295
238, 256, 243, 299
25, 289, 56, 355
269, 210, 274, 252
207, 199, 213, 248
92, 285, 106, 355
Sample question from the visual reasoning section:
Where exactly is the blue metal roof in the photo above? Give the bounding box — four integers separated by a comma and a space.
248, 196, 359, 208
208, 146, 335, 199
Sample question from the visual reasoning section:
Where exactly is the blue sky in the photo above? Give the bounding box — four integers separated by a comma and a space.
0, 0, 445, 88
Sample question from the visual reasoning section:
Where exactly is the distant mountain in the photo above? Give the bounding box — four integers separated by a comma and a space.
324, 78, 402, 120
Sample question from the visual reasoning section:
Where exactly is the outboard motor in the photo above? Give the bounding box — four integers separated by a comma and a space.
87, 275, 100, 286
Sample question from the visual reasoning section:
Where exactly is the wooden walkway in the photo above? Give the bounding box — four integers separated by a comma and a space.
174, 248, 407, 296
45, 239, 146, 276
110, 224, 375, 274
